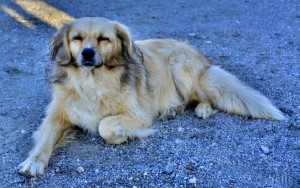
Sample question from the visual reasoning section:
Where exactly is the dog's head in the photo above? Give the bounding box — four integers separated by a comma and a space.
51, 17, 134, 70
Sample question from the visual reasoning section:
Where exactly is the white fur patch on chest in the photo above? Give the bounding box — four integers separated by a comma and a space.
66, 72, 107, 134
67, 98, 102, 134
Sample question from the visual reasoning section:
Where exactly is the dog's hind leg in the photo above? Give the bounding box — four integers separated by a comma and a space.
98, 114, 156, 144
195, 102, 218, 119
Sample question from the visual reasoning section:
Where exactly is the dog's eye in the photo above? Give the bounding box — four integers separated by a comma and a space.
98, 36, 110, 42
73, 36, 83, 41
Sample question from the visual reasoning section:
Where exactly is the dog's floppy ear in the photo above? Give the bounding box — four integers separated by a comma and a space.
114, 23, 133, 56
51, 23, 71, 65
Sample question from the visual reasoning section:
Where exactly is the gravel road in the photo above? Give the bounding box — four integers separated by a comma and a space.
0, 0, 299, 187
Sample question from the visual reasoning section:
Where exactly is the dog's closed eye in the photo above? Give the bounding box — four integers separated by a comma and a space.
73, 35, 83, 41
97, 36, 110, 42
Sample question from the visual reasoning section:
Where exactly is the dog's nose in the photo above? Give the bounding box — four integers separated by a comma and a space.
82, 48, 95, 61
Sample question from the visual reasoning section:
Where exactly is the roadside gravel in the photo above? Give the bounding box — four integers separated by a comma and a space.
0, 0, 299, 187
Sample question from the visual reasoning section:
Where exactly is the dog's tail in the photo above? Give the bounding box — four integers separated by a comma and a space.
202, 66, 284, 120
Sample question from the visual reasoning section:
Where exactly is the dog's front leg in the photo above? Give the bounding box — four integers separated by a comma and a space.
19, 106, 71, 177
98, 114, 155, 144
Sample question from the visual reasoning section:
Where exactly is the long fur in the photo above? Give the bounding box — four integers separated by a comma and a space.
19, 17, 284, 177
203, 66, 284, 119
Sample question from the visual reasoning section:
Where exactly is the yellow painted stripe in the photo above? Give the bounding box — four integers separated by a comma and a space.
15, 0, 74, 29
1, 5, 36, 29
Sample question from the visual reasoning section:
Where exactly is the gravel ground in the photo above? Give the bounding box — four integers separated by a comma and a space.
0, 0, 299, 187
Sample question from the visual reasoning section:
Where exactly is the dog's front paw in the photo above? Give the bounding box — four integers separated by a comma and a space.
99, 117, 128, 144
99, 126, 128, 144
18, 157, 47, 177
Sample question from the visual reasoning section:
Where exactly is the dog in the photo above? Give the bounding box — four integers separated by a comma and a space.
19, 17, 284, 177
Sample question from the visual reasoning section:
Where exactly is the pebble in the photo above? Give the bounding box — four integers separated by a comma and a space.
77, 166, 84, 173
189, 177, 197, 184
178, 127, 184, 132
260, 145, 271, 154
211, 142, 218, 147
164, 163, 176, 174
204, 41, 212, 44
54, 167, 60, 173
129, 177, 133, 181
188, 33, 197, 37
175, 139, 183, 144
20, 130, 27, 134
259, 154, 267, 158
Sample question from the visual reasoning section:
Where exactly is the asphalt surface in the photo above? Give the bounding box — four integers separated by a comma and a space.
0, 0, 299, 187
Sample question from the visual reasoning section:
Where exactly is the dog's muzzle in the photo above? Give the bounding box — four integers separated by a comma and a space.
79, 48, 103, 69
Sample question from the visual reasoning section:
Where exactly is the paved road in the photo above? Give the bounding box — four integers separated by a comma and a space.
0, 0, 299, 187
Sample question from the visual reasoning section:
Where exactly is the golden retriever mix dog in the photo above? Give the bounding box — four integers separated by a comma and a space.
19, 17, 284, 176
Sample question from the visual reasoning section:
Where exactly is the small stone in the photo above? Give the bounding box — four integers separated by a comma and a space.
95, 169, 99, 173
189, 177, 197, 184
133, 186, 137, 188
186, 163, 196, 171
54, 167, 60, 173
188, 33, 197, 37
260, 145, 271, 154
77, 167, 84, 173
129, 177, 133, 181
259, 154, 267, 158
20, 130, 27, 134
143, 172, 148, 176
175, 139, 183, 144
178, 127, 184, 132
204, 41, 212, 44
211, 142, 218, 147
164, 163, 176, 174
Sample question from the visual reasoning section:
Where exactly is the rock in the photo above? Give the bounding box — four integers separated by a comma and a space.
77, 166, 84, 173
178, 127, 184, 132
189, 177, 197, 184
186, 163, 196, 171
164, 163, 176, 174
188, 33, 197, 37
199, 165, 205, 170
175, 139, 183, 144
260, 145, 271, 154
259, 154, 267, 158
20, 130, 27, 134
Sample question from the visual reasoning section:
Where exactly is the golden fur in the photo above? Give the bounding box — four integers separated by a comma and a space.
19, 17, 284, 176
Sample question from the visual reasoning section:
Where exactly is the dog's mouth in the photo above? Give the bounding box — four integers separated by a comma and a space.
81, 61, 102, 70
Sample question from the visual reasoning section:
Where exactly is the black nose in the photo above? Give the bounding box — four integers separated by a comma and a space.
82, 48, 95, 61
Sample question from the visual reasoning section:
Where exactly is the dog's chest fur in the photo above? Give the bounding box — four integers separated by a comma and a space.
64, 70, 122, 133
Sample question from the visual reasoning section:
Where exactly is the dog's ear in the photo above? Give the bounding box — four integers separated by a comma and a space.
114, 23, 133, 56
51, 23, 71, 65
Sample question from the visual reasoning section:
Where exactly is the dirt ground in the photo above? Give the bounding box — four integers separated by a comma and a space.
0, 0, 299, 187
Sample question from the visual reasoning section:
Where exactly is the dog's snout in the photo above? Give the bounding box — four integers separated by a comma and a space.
82, 48, 95, 60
